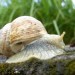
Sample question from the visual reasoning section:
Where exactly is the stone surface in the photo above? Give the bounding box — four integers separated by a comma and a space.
0, 50, 75, 75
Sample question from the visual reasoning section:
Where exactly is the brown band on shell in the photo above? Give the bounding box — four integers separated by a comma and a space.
9, 16, 47, 44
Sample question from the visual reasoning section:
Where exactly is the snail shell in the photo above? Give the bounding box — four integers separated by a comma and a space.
0, 16, 65, 63
0, 16, 47, 57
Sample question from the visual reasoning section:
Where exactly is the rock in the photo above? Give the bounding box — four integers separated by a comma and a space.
0, 51, 75, 75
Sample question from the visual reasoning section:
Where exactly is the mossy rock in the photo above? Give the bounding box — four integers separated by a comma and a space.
0, 52, 75, 75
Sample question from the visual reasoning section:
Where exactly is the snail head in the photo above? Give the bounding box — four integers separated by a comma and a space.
48, 32, 65, 49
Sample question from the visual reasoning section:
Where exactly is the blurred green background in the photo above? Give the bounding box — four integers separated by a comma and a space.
0, 0, 75, 44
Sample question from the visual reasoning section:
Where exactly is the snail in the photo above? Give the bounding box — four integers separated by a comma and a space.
0, 16, 66, 63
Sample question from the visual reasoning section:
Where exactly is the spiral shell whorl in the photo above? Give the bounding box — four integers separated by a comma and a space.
0, 23, 15, 57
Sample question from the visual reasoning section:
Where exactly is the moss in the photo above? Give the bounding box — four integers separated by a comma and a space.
0, 53, 75, 75
65, 60, 75, 75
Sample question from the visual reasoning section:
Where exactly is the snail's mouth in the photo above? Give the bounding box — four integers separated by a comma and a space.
6, 38, 65, 63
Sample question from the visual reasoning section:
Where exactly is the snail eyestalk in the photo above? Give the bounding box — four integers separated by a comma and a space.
59, 32, 65, 41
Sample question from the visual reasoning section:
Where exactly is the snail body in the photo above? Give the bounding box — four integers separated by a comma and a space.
0, 16, 65, 63
6, 33, 65, 63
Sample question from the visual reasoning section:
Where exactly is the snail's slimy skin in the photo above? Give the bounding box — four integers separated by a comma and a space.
6, 34, 65, 63
46, 32, 65, 49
